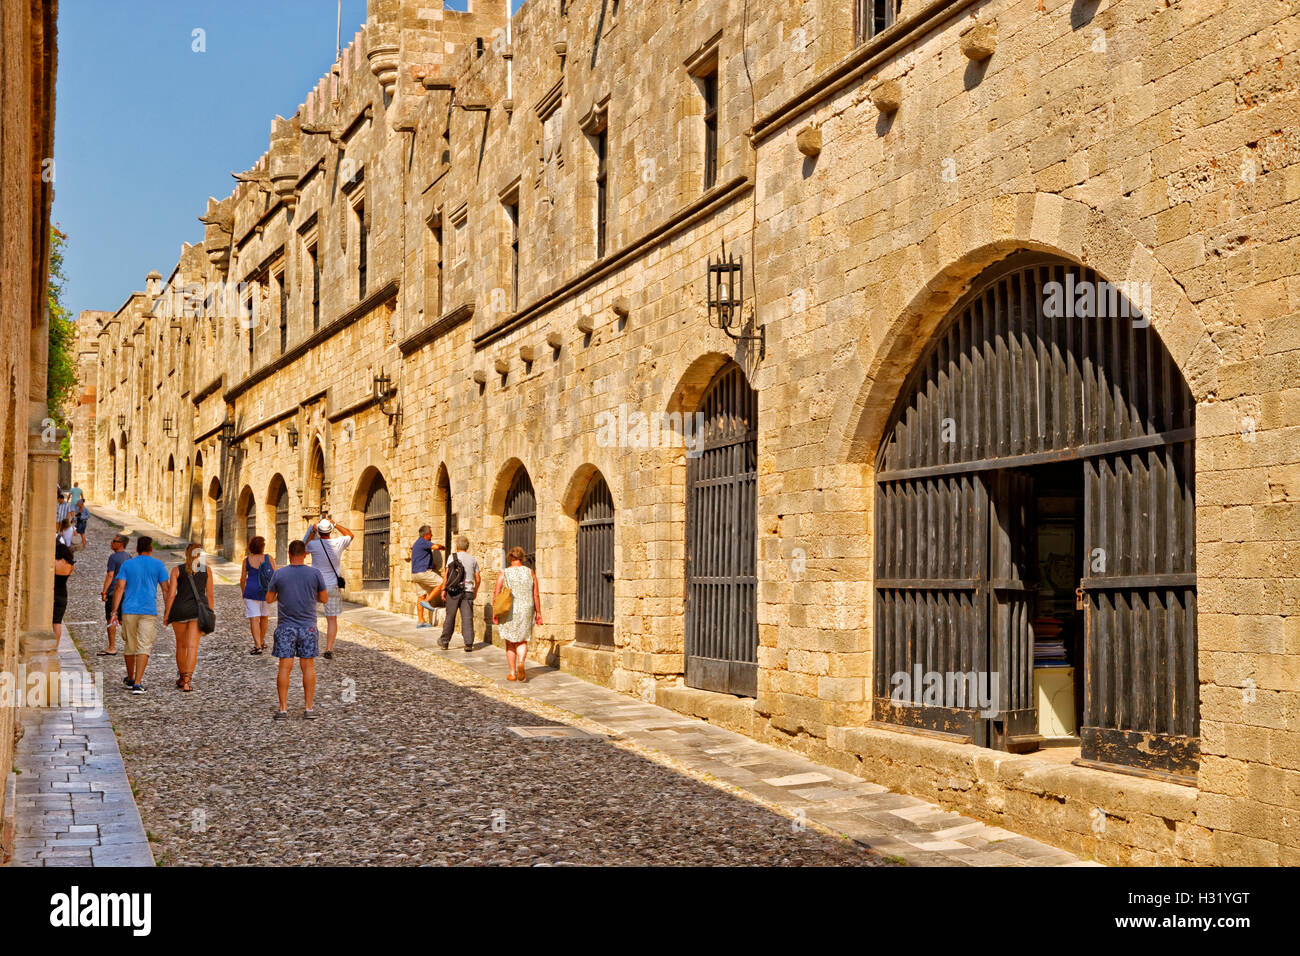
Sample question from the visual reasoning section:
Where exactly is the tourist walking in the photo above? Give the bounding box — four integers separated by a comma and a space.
73, 499, 89, 548
492, 546, 543, 682
53, 540, 76, 639
240, 536, 275, 654
163, 544, 214, 692
67, 482, 84, 508
56, 492, 72, 525
109, 536, 174, 695
304, 517, 353, 660
57, 515, 75, 549
99, 533, 130, 656
266, 539, 329, 719
439, 535, 480, 652
410, 525, 445, 628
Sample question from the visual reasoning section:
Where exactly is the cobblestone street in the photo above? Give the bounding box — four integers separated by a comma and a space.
59, 517, 885, 866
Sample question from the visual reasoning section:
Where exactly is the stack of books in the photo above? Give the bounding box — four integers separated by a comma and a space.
1032, 617, 1070, 668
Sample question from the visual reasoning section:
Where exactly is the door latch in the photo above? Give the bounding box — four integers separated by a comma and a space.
1075, 586, 1085, 611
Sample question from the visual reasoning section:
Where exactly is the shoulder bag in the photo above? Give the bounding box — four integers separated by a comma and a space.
320, 539, 345, 590
493, 571, 513, 619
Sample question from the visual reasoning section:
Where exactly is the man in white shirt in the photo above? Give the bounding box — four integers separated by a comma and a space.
303, 517, 354, 660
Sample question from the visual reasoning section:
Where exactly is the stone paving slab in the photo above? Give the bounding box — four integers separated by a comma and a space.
6, 632, 154, 868
339, 603, 1096, 867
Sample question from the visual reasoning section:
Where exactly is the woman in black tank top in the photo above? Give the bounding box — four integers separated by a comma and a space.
163, 543, 213, 692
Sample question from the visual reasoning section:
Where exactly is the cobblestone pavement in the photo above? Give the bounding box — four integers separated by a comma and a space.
61, 516, 885, 866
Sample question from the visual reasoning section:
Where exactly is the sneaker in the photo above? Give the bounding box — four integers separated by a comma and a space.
437, 642, 450, 651
419, 600, 437, 613
416, 622, 432, 629
122, 676, 134, 688
303, 709, 318, 720
463, 644, 475, 653
273, 711, 288, 720
131, 684, 145, 695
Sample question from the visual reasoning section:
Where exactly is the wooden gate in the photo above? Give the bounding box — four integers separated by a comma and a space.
874, 254, 1197, 775
503, 468, 536, 569
362, 476, 390, 588
686, 363, 758, 698
576, 473, 615, 648
274, 484, 289, 566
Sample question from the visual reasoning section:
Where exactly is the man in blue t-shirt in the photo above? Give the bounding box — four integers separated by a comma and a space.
410, 524, 446, 628
109, 536, 174, 695
99, 534, 130, 656
266, 539, 329, 720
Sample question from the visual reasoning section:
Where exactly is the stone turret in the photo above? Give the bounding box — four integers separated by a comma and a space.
199, 196, 234, 274
269, 115, 302, 210
367, 0, 400, 99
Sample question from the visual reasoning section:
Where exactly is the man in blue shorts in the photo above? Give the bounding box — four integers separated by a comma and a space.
266, 539, 329, 720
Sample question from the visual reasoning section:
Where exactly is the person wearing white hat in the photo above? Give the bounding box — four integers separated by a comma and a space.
303, 515, 354, 659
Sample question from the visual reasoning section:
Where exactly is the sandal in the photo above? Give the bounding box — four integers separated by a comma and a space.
96, 650, 117, 656
249, 646, 263, 655
516, 665, 527, 683
506, 671, 516, 681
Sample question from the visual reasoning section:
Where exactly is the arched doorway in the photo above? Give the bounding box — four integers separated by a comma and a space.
685, 362, 758, 698
435, 465, 453, 571
306, 441, 325, 519
238, 486, 256, 552
108, 439, 117, 493
207, 476, 224, 553
268, 475, 290, 566
360, 472, 391, 589
872, 253, 1197, 777
166, 456, 175, 527
575, 472, 615, 648
503, 468, 536, 569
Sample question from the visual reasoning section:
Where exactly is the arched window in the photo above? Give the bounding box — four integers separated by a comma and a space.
307, 442, 325, 516
686, 363, 758, 698
435, 465, 453, 571
244, 491, 257, 548
362, 474, 391, 588
873, 253, 1197, 778
109, 440, 117, 492
576, 473, 615, 648
167, 456, 175, 525
503, 468, 536, 569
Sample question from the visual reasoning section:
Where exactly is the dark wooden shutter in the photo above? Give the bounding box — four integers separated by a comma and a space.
362, 476, 390, 588
686, 364, 758, 698
576, 474, 615, 648
874, 254, 1197, 774
503, 469, 536, 569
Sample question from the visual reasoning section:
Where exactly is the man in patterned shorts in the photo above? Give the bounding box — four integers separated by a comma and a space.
266, 539, 328, 720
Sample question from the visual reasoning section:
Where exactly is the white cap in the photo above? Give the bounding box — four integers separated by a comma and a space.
317, 518, 334, 533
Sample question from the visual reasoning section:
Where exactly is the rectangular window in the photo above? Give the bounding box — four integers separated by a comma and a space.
856, 0, 900, 43
594, 130, 608, 259
505, 201, 519, 311
308, 243, 320, 330
356, 201, 368, 299
277, 270, 287, 353
430, 221, 444, 317
702, 69, 719, 190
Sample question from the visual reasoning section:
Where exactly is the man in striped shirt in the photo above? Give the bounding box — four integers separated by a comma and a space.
56, 493, 73, 524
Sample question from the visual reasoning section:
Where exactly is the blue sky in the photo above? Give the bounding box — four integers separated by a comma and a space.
54, 0, 504, 319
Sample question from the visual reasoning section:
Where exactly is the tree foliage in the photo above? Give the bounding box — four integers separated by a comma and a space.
47, 227, 78, 459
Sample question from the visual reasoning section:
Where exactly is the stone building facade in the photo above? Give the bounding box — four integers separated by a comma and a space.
1, 0, 59, 862
81, 0, 1300, 865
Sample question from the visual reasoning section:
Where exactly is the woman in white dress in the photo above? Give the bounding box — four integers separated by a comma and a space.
492, 546, 542, 682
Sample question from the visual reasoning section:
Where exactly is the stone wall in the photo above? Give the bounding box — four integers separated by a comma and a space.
82, 0, 1300, 865
0, 0, 58, 862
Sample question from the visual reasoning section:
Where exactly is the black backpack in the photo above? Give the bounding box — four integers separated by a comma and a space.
444, 553, 466, 596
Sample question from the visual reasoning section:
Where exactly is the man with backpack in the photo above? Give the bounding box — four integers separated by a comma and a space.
439, 535, 480, 652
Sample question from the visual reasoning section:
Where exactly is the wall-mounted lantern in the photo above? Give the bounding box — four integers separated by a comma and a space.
162, 415, 174, 436
707, 241, 764, 357
287, 424, 299, 449
374, 371, 398, 418
116, 414, 126, 430
219, 418, 236, 447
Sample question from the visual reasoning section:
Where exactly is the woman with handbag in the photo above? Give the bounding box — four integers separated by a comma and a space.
163, 543, 215, 692
492, 546, 543, 682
